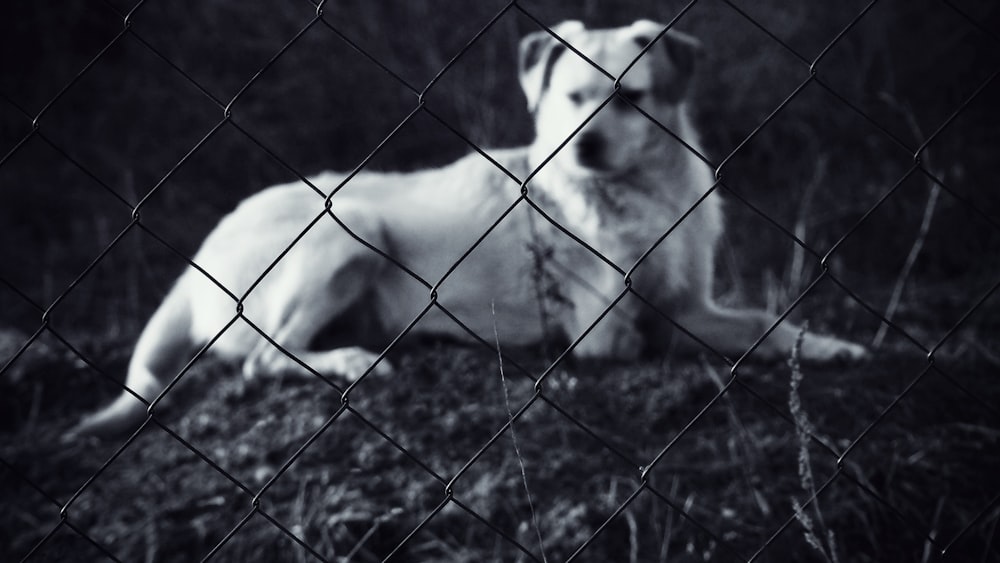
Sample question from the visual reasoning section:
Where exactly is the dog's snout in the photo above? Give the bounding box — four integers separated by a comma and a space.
574, 132, 606, 168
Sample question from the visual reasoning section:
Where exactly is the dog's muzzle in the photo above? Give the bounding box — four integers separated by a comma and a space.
574, 131, 607, 170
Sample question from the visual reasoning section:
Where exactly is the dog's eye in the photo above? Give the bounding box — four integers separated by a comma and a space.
611, 89, 642, 110
568, 92, 584, 105
620, 89, 644, 103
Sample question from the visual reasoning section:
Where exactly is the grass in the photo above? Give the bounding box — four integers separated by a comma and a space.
1, 299, 999, 562
788, 323, 841, 563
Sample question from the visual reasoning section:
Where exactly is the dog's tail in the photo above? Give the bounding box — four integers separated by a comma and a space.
65, 281, 195, 440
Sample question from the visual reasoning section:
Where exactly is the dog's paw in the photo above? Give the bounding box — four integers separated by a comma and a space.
573, 323, 643, 361
61, 396, 148, 443
800, 335, 868, 364
242, 353, 288, 380
243, 347, 393, 382
328, 347, 393, 382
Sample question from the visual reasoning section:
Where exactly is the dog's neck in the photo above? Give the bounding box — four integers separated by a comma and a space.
528, 149, 694, 228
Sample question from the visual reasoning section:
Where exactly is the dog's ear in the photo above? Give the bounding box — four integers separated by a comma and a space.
660, 29, 701, 101
519, 21, 583, 112
627, 20, 702, 103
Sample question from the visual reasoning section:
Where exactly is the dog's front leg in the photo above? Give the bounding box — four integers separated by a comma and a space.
671, 301, 867, 363
566, 284, 644, 361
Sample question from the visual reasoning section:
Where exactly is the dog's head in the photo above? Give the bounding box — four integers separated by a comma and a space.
520, 20, 700, 177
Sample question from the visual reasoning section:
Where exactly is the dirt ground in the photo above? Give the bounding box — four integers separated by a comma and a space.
2, 299, 999, 562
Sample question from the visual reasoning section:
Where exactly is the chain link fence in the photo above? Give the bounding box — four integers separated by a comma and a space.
2, 0, 999, 561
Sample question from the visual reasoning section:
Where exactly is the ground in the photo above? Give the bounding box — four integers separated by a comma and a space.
2, 299, 998, 562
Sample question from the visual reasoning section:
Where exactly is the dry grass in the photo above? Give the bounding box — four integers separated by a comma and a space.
2, 306, 998, 562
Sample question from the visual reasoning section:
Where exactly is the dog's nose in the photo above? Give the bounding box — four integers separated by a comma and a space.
574, 132, 606, 168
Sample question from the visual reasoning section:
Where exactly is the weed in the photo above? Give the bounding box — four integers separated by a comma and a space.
788, 323, 840, 563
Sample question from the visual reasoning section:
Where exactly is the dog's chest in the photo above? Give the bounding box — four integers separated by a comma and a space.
524, 187, 662, 307
541, 181, 666, 264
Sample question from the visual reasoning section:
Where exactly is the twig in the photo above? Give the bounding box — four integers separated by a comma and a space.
526, 212, 560, 364
979, 509, 999, 563
625, 510, 639, 563
657, 477, 680, 563
872, 93, 943, 348
789, 153, 828, 299
492, 301, 548, 563
921, 496, 946, 563
342, 508, 403, 562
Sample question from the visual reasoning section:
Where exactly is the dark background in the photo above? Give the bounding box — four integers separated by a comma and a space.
2, 0, 998, 334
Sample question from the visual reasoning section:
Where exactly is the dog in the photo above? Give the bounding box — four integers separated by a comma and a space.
68, 20, 866, 438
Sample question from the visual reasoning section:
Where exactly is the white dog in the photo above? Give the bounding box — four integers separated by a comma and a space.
70, 20, 866, 437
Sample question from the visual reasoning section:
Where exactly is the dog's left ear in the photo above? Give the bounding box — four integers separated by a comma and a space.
519, 21, 583, 112
627, 20, 702, 103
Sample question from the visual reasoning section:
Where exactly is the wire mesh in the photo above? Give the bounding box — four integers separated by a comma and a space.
1, 1, 998, 561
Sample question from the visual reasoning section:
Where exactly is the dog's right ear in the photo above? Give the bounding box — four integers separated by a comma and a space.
659, 29, 702, 102
518, 21, 583, 113
626, 20, 702, 104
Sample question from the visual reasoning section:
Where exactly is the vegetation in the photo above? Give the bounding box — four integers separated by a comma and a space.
1, 0, 998, 561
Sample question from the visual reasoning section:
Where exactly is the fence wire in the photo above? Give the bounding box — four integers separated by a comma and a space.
1, 0, 999, 561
